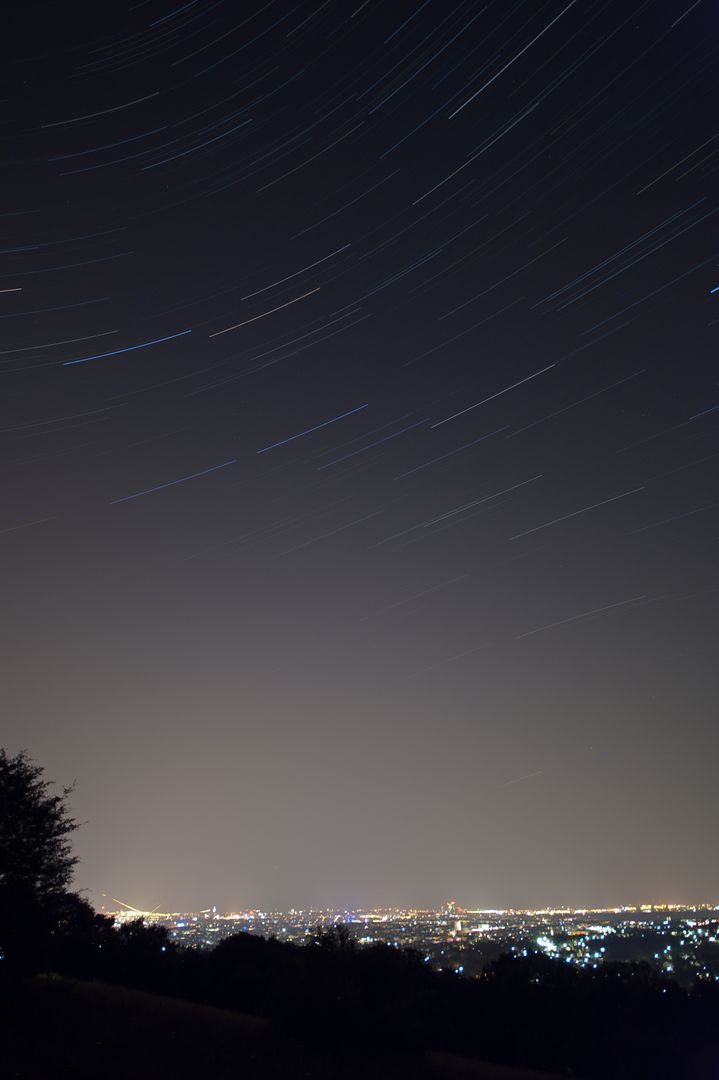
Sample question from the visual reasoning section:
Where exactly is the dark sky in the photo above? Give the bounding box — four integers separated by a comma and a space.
2, 1, 718, 913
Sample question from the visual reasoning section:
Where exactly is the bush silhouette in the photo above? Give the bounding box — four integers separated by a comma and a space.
0, 749, 79, 970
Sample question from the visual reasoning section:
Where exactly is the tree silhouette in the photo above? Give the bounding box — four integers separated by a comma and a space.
309, 922, 357, 953
0, 748, 79, 968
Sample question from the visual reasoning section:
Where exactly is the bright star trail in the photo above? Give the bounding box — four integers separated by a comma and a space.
63, 329, 192, 366
2, 0, 717, 913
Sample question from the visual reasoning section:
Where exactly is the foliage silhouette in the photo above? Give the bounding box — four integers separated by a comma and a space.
0, 749, 79, 969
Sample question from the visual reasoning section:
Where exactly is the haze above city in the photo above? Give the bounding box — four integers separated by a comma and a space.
2, 2, 717, 913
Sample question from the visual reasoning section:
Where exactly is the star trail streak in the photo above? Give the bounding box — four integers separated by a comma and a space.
317, 418, 428, 469
510, 487, 645, 541
516, 595, 648, 640
110, 458, 237, 504
256, 403, 369, 454
63, 329, 192, 366
448, 0, 580, 118
432, 366, 556, 428
209, 287, 321, 337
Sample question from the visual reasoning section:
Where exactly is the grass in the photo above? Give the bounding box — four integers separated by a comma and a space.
1, 976, 575, 1079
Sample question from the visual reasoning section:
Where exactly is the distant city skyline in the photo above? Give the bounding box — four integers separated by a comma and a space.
102, 899, 719, 917
104, 899, 719, 986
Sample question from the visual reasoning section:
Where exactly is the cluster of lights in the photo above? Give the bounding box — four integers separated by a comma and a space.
105, 901, 719, 982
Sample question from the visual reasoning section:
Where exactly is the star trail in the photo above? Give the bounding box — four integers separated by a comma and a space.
1, 1, 717, 912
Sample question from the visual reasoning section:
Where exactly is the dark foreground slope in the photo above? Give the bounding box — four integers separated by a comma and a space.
3, 921, 718, 1077
3, 977, 569, 1080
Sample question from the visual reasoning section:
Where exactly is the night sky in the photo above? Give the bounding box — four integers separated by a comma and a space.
2, 1, 718, 913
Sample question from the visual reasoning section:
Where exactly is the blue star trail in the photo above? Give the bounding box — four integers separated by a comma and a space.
256, 404, 369, 454
110, 459, 237, 504
63, 330, 192, 366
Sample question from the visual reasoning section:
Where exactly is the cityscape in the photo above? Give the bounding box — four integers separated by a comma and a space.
106, 899, 719, 987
